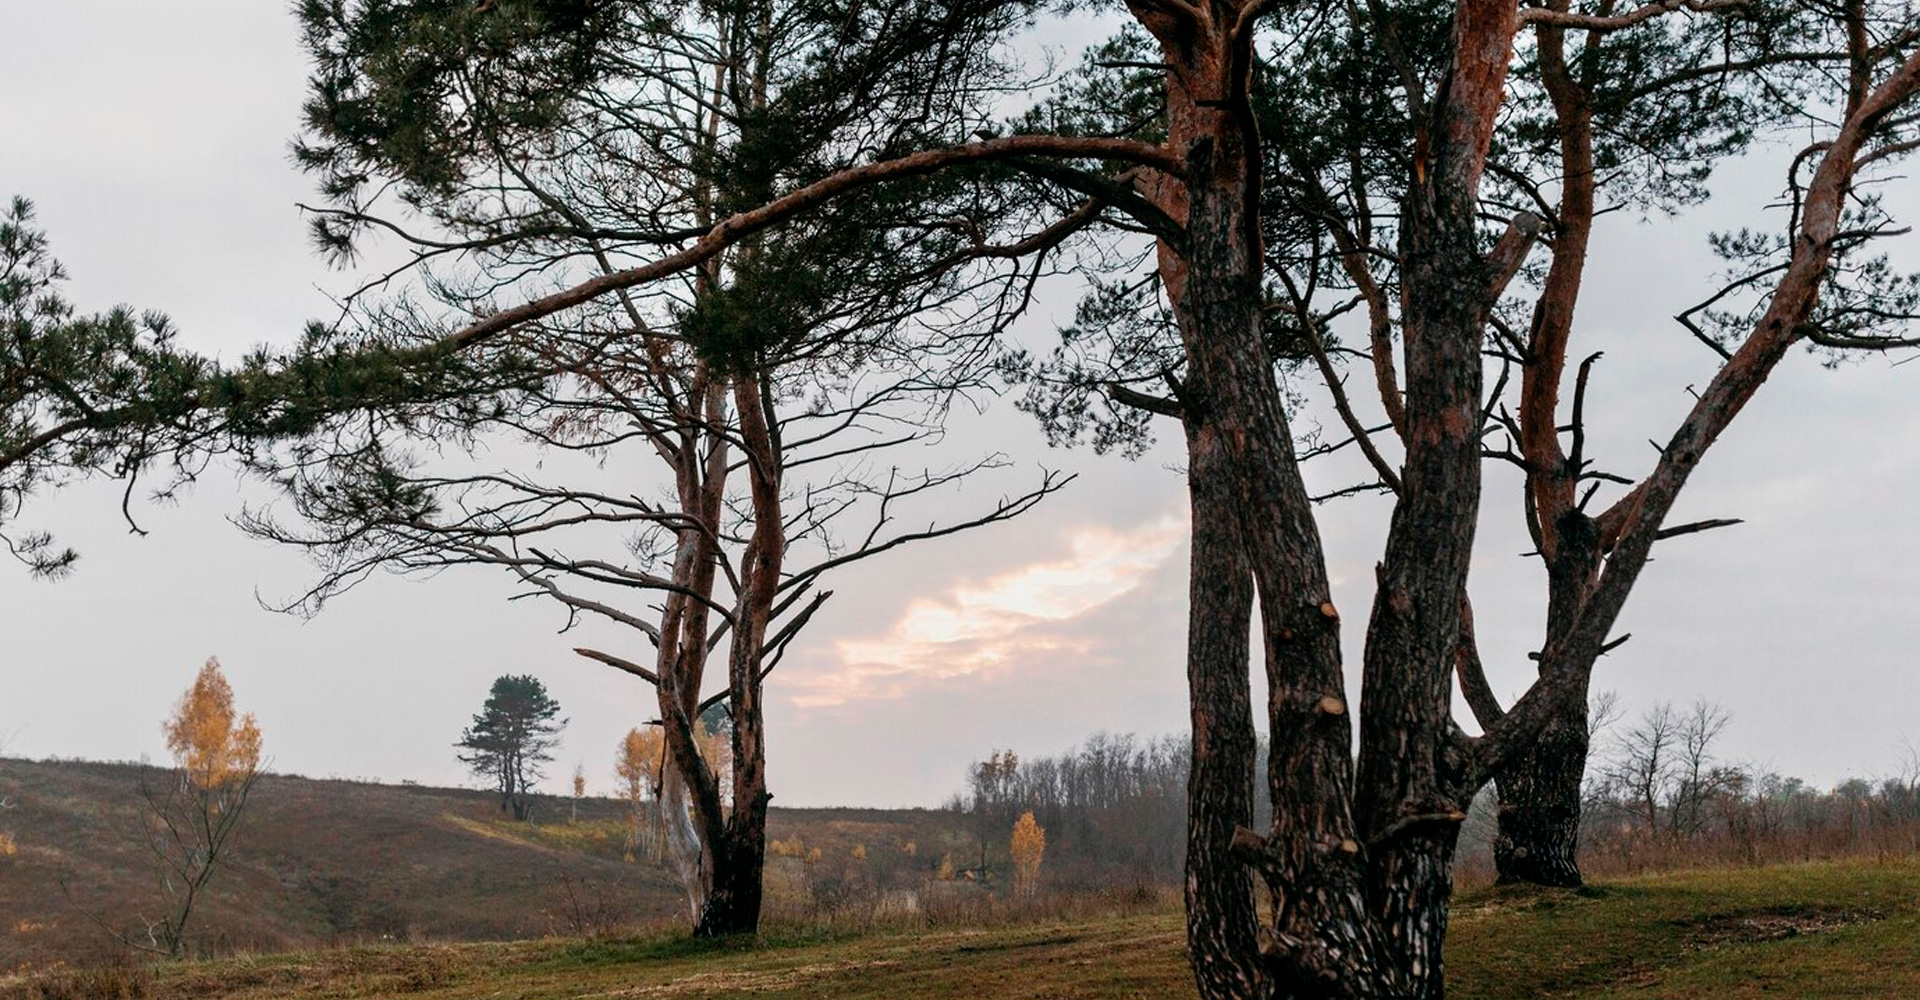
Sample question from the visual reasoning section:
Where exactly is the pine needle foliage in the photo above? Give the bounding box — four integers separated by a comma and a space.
456, 674, 566, 822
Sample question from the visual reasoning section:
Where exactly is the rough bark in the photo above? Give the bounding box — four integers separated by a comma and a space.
1348, 3, 1520, 996
1182, 414, 1265, 997
1491, 718, 1587, 887
1133, 0, 1530, 994
1135, 2, 1403, 995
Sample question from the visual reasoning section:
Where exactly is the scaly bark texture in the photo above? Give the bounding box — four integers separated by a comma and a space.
1134, 0, 1449, 994
1491, 718, 1587, 887
1349, 2, 1519, 995
1132, 0, 1522, 995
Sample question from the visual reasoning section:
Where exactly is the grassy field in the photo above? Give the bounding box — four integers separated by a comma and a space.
11, 856, 1917, 1000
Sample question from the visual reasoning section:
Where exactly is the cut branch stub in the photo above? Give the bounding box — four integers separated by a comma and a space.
1229, 825, 1271, 864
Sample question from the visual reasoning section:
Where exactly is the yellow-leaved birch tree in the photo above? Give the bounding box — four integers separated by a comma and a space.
615, 727, 666, 861
1010, 811, 1045, 898
139, 657, 263, 957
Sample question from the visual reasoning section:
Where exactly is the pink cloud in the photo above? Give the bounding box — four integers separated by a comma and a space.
789, 512, 1187, 707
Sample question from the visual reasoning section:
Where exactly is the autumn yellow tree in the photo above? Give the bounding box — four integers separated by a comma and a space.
1010, 811, 1045, 898
138, 657, 264, 957
615, 727, 666, 861
0, 743, 14, 863
697, 724, 733, 802
162, 657, 263, 793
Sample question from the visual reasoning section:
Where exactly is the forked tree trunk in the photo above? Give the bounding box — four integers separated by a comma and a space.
1490, 14, 1600, 890
1136, 0, 1521, 993
1140, 6, 1409, 995
690, 373, 782, 938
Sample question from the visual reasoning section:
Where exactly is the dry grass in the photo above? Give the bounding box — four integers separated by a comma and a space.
0, 758, 689, 967
6, 856, 1916, 999
0, 760, 988, 968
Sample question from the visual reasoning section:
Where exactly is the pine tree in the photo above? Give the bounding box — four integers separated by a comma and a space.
1, 197, 208, 578
455, 674, 564, 822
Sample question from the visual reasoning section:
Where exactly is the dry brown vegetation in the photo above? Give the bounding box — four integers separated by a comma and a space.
5, 857, 1920, 1000
0, 758, 683, 967
9, 750, 1920, 992
0, 759, 1112, 971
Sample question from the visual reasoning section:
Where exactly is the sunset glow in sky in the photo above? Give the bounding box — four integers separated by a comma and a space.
801, 515, 1187, 707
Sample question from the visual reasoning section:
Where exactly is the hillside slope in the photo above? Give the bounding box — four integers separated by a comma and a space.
0, 758, 688, 965
0, 758, 997, 968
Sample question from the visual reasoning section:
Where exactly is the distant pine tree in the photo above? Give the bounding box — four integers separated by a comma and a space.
456, 675, 564, 822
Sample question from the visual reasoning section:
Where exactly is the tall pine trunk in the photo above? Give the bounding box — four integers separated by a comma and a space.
1137, 1, 1521, 994
1145, 10, 1409, 994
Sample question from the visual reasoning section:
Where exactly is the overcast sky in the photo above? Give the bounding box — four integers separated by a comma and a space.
2, 2, 1916, 807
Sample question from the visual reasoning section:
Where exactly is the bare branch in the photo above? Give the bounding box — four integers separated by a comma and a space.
1520, 0, 1748, 32
575, 646, 661, 685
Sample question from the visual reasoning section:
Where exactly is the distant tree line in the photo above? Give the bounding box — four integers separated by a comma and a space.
1576, 701, 1920, 873
1449, 698, 1920, 883
949, 733, 1268, 889
977, 720, 1920, 893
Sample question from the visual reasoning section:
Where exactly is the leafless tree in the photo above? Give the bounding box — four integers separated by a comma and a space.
129, 764, 260, 958
1606, 702, 1680, 835
1596, 699, 1734, 839
1667, 701, 1734, 837
64, 756, 264, 960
